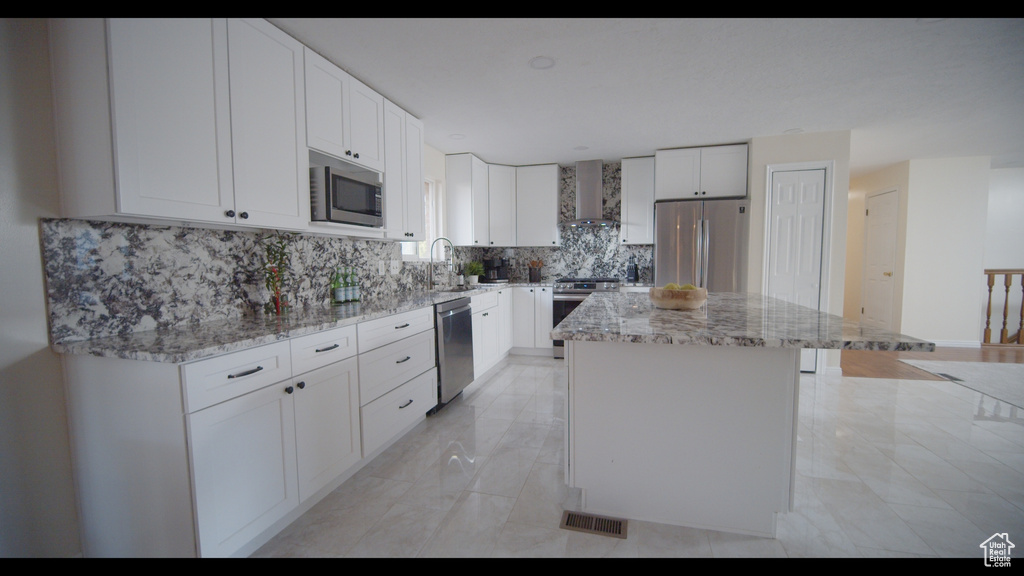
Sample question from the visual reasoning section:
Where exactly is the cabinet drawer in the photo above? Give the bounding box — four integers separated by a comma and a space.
357, 307, 433, 353
181, 341, 292, 413
290, 324, 357, 375
358, 329, 436, 405
360, 368, 436, 457
470, 290, 498, 311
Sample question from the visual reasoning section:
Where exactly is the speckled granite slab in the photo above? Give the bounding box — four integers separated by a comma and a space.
551, 291, 935, 351
52, 284, 543, 364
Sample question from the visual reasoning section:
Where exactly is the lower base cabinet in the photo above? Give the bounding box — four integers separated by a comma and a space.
512, 286, 554, 351
62, 308, 436, 558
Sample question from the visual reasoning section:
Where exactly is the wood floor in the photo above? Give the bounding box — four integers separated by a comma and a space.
840, 346, 1024, 380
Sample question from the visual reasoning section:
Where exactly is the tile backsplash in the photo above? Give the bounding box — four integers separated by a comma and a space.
40, 161, 653, 343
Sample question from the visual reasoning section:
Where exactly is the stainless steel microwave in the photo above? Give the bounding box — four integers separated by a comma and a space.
309, 150, 384, 227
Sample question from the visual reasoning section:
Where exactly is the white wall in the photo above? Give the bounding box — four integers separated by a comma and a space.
901, 158, 990, 345
981, 168, 1024, 342
0, 18, 81, 557
748, 131, 851, 370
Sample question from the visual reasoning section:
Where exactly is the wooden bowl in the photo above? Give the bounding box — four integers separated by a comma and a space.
649, 286, 707, 310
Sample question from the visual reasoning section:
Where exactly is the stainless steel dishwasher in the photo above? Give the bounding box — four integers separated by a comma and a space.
430, 297, 474, 414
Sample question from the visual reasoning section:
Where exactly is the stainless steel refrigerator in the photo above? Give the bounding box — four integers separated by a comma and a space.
654, 199, 749, 291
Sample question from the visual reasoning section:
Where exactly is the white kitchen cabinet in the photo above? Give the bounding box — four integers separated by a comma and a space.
446, 153, 490, 246
516, 164, 561, 246
49, 18, 309, 231
226, 18, 310, 231
512, 286, 554, 350
188, 375, 299, 558
496, 288, 513, 356
487, 164, 517, 246
304, 47, 385, 172
471, 290, 502, 376
383, 99, 425, 241
620, 156, 655, 245
356, 306, 437, 458
654, 144, 748, 200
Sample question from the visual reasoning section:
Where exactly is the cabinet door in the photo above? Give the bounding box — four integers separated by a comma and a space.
472, 307, 500, 376
347, 76, 386, 172
654, 147, 701, 200
304, 47, 349, 161
445, 154, 475, 246
107, 18, 235, 223
226, 18, 309, 231
497, 288, 512, 355
383, 99, 408, 239
403, 114, 426, 241
699, 144, 748, 198
293, 357, 361, 502
515, 164, 560, 246
620, 156, 655, 245
471, 155, 490, 246
189, 381, 299, 558
487, 164, 517, 246
512, 287, 536, 348
534, 286, 554, 349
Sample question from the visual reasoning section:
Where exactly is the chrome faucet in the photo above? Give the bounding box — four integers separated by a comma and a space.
428, 237, 455, 290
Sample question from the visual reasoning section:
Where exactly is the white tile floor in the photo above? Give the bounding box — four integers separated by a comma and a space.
252, 354, 1024, 558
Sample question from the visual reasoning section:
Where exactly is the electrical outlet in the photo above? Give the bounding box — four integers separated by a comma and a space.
390, 260, 401, 275
378, 261, 386, 275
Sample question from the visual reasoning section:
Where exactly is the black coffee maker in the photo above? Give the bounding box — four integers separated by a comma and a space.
482, 258, 510, 283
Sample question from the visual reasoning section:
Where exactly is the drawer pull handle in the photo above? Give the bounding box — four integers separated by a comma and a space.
399, 399, 414, 409
315, 343, 340, 353
396, 356, 411, 364
395, 323, 410, 329
227, 365, 263, 379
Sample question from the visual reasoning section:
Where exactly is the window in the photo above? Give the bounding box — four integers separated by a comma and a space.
401, 177, 445, 260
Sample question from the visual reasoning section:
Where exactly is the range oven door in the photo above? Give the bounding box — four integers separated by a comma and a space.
552, 294, 587, 359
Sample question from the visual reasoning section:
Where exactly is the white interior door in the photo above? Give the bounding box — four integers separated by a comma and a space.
767, 169, 826, 372
861, 189, 898, 331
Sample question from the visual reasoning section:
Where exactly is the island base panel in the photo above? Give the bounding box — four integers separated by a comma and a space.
566, 341, 799, 537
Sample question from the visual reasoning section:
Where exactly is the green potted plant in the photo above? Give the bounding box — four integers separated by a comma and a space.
259, 231, 296, 315
464, 261, 484, 285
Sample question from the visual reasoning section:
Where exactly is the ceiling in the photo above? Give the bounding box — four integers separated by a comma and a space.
269, 17, 1024, 178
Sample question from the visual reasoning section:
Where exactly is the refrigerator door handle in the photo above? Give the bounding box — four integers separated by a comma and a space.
702, 219, 711, 288
693, 218, 703, 286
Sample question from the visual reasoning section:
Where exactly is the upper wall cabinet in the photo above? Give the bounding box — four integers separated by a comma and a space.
304, 48, 385, 173
654, 144, 748, 201
487, 164, 517, 247
383, 99, 425, 241
515, 164, 560, 247
620, 156, 655, 245
446, 153, 490, 247
49, 18, 309, 231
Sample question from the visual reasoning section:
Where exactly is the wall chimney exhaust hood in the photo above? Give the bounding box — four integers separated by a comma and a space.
566, 159, 616, 228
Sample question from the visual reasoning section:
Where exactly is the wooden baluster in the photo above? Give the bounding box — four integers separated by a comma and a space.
985, 272, 995, 344
1001, 273, 1012, 344
1018, 272, 1024, 344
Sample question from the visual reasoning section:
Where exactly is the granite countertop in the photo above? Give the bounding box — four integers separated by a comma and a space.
551, 291, 935, 351
53, 283, 548, 364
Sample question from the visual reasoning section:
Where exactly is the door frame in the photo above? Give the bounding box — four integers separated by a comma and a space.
762, 161, 835, 374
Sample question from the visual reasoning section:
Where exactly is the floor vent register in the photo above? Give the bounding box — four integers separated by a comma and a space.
559, 510, 628, 539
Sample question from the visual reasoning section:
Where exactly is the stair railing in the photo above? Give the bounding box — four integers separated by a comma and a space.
984, 269, 1024, 345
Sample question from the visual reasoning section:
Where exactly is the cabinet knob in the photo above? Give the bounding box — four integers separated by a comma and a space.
225, 210, 235, 218
693, 191, 700, 196
353, 153, 360, 159
239, 212, 249, 219
296, 381, 306, 389
284, 386, 294, 394
345, 150, 352, 156
701, 191, 707, 195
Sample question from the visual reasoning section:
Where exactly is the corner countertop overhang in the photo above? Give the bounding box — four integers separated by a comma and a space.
52, 283, 548, 364
551, 291, 936, 351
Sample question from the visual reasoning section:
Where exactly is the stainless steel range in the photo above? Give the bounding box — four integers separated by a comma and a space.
552, 277, 621, 359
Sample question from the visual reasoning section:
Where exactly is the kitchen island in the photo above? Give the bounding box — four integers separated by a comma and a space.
551, 291, 934, 538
